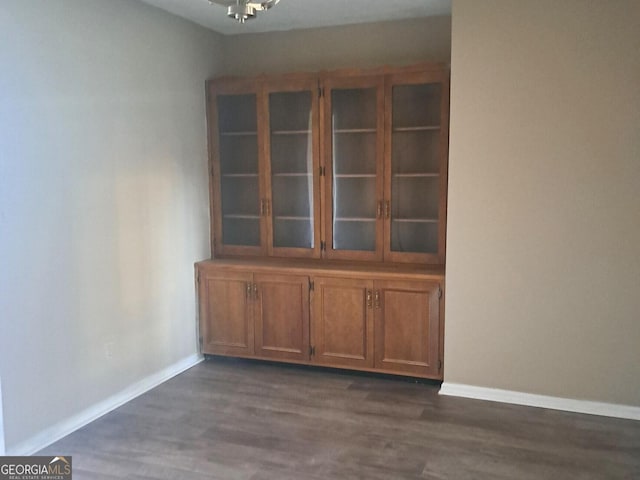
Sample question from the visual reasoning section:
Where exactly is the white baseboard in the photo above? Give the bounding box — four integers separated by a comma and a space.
439, 382, 640, 421
7, 354, 203, 456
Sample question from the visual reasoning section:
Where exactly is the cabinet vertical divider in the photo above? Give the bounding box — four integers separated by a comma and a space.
206, 80, 221, 258
438, 73, 451, 265
258, 82, 272, 257
308, 275, 314, 361
311, 77, 323, 259
316, 76, 326, 260
381, 75, 393, 260
320, 72, 333, 261
382, 73, 392, 261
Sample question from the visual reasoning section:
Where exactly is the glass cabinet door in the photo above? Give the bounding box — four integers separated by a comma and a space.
210, 82, 266, 256
324, 77, 384, 260
384, 71, 449, 263
266, 80, 319, 257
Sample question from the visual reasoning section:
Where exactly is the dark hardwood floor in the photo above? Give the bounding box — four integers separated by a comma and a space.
39, 358, 640, 479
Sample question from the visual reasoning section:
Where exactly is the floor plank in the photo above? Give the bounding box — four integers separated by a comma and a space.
38, 358, 640, 479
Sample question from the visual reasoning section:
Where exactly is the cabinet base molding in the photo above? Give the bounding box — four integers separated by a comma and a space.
204, 354, 443, 384
439, 382, 640, 421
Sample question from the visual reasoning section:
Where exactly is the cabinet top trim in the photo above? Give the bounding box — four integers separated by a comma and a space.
208, 62, 449, 86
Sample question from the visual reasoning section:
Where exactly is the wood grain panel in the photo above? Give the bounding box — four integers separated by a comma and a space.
254, 273, 310, 361
200, 269, 254, 356
374, 279, 441, 377
312, 276, 374, 368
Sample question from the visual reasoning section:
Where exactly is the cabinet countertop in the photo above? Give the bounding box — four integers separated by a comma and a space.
196, 257, 445, 281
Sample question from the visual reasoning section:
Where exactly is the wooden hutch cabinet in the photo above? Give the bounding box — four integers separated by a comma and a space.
197, 64, 448, 380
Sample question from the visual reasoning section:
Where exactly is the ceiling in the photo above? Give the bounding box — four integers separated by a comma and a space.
137, 0, 451, 35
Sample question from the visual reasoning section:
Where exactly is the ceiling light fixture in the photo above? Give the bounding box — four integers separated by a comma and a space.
208, 0, 280, 24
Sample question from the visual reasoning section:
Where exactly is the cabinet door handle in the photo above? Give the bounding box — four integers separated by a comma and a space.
246, 282, 252, 300
266, 199, 271, 216
253, 283, 258, 300
374, 290, 381, 309
260, 199, 266, 216
366, 290, 372, 308
377, 201, 383, 219
384, 200, 390, 219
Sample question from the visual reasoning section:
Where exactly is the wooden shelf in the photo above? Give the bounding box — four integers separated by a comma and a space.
393, 173, 439, 178
222, 173, 259, 178
335, 217, 377, 222
219, 131, 257, 137
333, 128, 377, 134
274, 216, 312, 221
271, 130, 311, 135
392, 126, 440, 132
223, 214, 260, 220
334, 174, 377, 178
392, 218, 438, 223
197, 257, 445, 282
272, 173, 312, 177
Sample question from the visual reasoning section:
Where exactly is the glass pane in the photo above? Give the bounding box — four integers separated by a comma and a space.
269, 91, 314, 249
391, 222, 438, 254
390, 83, 442, 254
392, 130, 440, 174
217, 94, 261, 247
273, 218, 313, 249
219, 135, 257, 175
392, 177, 439, 219
331, 87, 378, 251
390, 177, 439, 253
334, 221, 376, 251
218, 94, 257, 132
392, 84, 441, 128
270, 91, 312, 132
333, 133, 376, 175
272, 176, 312, 217
222, 218, 261, 246
334, 177, 377, 218
332, 88, 377, 131
221, 176, 260, 246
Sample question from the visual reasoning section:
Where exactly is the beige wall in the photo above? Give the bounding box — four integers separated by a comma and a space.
222, 16, 451, 75
0, 378, 4, 454
446, 0, 640, 406
0, 0, 222, 451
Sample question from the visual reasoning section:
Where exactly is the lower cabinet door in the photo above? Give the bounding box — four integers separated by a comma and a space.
254, 273, 310, 361
199, 269, 254, 356
312, 276, 374, 368
374, 279, 441, 378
